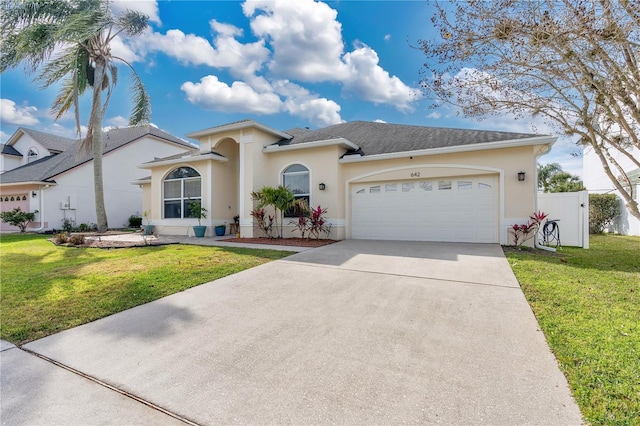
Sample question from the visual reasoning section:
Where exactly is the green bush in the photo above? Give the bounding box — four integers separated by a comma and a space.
128, 214, 142, 228
589, 193, 621, 234
0, 207, 38, 233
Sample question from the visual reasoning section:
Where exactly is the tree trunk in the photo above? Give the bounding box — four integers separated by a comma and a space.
92, 60, 108, 233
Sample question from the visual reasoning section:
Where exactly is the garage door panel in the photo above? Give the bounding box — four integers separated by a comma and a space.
351, 175, 499, 243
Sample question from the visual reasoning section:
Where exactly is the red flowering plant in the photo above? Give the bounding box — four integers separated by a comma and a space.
250, 208, 274, 238
510, 211, 548, 249
289, 204, 331, 240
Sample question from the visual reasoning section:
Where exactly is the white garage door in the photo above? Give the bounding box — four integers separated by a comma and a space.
351, 175, 499, 243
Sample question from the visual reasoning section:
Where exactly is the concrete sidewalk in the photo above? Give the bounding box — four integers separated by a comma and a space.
2, 241, 583, 424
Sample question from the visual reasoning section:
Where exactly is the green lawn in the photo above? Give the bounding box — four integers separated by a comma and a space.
505, 234, 640, 425
0, 233, 292, 345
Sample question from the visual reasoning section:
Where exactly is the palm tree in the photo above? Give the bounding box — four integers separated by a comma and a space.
251, 186, 296, 238
0, 0, 151, 232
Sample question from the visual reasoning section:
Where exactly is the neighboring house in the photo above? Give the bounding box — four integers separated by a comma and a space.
0, 126, 195, 232
583, 145, 640, 236
1, 128, 75, 174
139, 119, 556, 244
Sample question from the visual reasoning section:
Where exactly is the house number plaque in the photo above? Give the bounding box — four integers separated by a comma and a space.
410, 172, 421, 177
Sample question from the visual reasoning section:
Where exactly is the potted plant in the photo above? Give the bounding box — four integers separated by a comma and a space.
142, 210, 154, 235
188, 200, 208, 238
215, 223, 226, 236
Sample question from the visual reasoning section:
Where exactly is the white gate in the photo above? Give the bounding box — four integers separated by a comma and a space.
538, 191, 589, 248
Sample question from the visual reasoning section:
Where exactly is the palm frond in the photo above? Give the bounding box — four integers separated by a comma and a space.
114, 10, 149, 38
115, 57, 151, 125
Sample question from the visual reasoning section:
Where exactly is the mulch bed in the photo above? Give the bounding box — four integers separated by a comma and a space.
224, 237, 337, 248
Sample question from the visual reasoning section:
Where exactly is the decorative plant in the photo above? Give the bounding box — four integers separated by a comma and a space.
250, 208, 274, 238
128, 214, 142, 228
188, 200, 207, 226
251, 186, 296, 238
233, 215, 240, 225
289, 204, 331, 240
510, 210, 548, 249
0, 207, 38, 233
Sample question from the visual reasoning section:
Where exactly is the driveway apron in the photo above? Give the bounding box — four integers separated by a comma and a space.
19, 240, 582, 425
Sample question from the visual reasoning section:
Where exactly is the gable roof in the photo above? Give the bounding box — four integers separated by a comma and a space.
273, 121, 552, 158
186, 118, 292, 140
0, 125, 196, 185
1, 143, 22, 157
8, 128, 76, 154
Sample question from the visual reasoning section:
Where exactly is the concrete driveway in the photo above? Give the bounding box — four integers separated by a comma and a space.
5, 240, 582, 424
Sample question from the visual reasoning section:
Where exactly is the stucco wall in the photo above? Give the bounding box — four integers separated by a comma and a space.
13, 136, 192, 232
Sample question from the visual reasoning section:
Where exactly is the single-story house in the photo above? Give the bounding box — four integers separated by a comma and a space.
583, 144, 640, 236
0, 126, 195, 232
139, 119, 556, 244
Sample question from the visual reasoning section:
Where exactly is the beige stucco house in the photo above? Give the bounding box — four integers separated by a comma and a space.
139, 119, 556, 244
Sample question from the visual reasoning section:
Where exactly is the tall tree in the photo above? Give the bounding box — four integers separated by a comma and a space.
419, 0, 640, 221
538, 162, 585, 192
0, 0, 151, 232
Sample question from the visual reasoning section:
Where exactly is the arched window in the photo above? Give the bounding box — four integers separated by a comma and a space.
282, 164, 309, 216
163, 167, 201, 219
27, 148, 38, 163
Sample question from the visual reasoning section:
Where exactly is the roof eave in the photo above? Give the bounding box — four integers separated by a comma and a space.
186, 119, 292, 140
339, 135, 557, 163
0, 180, 57, 187
263, 137, 359, 153
138, 152, 227, 169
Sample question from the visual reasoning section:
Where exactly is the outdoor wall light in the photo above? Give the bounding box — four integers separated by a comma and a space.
31, 191, 37, 198
518, 171, 526, 181
319, 183, 326, 190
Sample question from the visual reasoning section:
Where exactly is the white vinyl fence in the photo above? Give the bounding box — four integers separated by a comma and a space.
538, 190, 589, 248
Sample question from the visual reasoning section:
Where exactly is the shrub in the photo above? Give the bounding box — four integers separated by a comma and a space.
509, 211, 548, 248
61, 218, 74, 232
67, 234, 85, 246
128, 214, 142, 228
250, 208, 274, 238
0, 207, 38, 233
55, 233, 69, 244
589, 193, 621, 234
289, 204, 331, 240
76, 222, 96, 232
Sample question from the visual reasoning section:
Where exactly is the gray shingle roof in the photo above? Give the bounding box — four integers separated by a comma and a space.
0, 125, 195, 184
19, 128, 76, 153
278, 121, 543, 156
1, 143, 22, 157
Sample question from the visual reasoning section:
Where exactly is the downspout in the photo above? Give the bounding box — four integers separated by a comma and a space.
534, 145, 556, 252
29, 184, 49, 232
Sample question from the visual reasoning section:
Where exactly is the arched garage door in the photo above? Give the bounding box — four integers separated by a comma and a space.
351, 175, 499, 243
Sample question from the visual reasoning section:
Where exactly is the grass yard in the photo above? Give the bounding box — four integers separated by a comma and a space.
505, 234, 640, 425
0, 233, 293, 345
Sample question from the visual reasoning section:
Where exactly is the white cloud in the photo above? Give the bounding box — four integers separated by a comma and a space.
384, 34, 391, 41
343, 43, 421, 111
133, 24, 269, 78
110, 0, 161, 25
242, 1, 418, 110
106, 116, 130, 128
110, 35, 143, 63
426, 111, 442, 119
0, 99, 39, 126
374, 119, 387, 123
244, 0, 348, 82
273, 80, 343, 127
181, 75, 282, 114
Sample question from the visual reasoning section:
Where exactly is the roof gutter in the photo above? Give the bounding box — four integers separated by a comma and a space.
263, 137, 360, 153
339, 135, 557, 163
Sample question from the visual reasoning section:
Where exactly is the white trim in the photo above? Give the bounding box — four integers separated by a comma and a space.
264, 137, 359, 153
187, 119, 291, 140
339, 135, 556, 164
0, 181, 56, 187
344, 164, 505, 243
138, 153, 227, 169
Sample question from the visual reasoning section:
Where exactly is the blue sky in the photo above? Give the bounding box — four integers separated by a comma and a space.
0, 0, 581, 176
